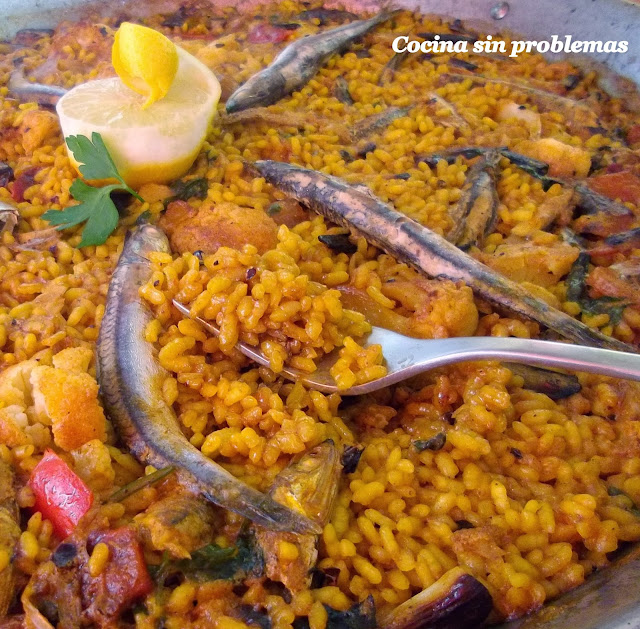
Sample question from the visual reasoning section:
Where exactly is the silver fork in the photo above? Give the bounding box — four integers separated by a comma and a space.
173, 300, 640, 395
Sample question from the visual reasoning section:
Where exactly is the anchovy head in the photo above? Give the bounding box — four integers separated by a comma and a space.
121, 224, 170, 264
268, 440, 341, 525
226, 72, 287, 113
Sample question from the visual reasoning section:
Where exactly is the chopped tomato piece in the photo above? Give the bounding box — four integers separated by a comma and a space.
588, 171, 640, 205
28, 449, 93, 538
627, 125, 640, 146
247, 23, 290, 43
11, 166, 40, 203
606, 163, 625, 174
86, 527, 153, 619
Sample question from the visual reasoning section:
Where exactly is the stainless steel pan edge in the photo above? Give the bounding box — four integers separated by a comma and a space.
3, 0, 640, 626
3, 0, 640, 82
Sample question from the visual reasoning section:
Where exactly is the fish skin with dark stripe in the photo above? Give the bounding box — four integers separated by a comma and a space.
226, 12, 394, 112
352, 106, 411, 140
96, 224, 320, 534
447, 149, 500, 249
602, 227, 640, 248
253, 160, 634, 352
8, 71, 67, 107
505, 363, 581, 400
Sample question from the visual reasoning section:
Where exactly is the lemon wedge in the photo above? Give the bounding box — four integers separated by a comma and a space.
112, 22, 178, 109
57, 45, 221, 188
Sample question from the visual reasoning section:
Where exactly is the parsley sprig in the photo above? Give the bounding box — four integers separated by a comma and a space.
43, 133, 144, 247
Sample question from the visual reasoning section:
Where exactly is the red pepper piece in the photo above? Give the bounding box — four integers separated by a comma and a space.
588, 171, 640, 205
86, 527, 153, 620
247, 23, 290, 43
28, 449, 93, 538
627, 124, 640, 146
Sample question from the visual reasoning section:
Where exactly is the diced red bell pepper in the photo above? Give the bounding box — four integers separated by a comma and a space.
86, 527, 153, 618
28, 449, 93, 538
247, 23, 290, 43
588, 171, 640, 205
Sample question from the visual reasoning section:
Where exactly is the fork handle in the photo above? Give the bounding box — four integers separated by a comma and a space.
419, 336, 640, 381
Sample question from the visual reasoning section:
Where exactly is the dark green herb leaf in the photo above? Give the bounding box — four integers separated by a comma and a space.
414, 432, 446, 452
180, 544, 237, 572
165, 177, 209, 208
109, 466, 175, 502
154, 533, 264, 584
136, 209, 152, 225
148, 551, 171, 584
580, 295, 628, 324
325, 596, 376, 629
565, 253, 628, 324
267, 203, 282, 216
608, 486, 640, 518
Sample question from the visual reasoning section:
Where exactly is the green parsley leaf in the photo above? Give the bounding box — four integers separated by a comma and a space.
42, 133, 145, 247
149, 533, 264, 585
66, 133, 121, 182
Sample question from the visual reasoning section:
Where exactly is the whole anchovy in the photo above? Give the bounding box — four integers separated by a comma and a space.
254, 440, 341, 591
416, 146, 548, 179
253, 160, 633, 352
352, 106, 411, 140
0, 162, 13, 188
449, 58, 479, 72
378, 51, 409, 85
505, 363, 581, 400
296, 8, 359, 24
442, 71, 605, 136
602, 227, 640, 247
226, 12, 393, 112
426, 92, 470, 129
573, 183, 633, 217
415, 147, 488, 168
333, 76, 354, 105
500, 149, 548, 178
447, 149, 500, 249
8, 71, 67, 107
96, 224, 319, 534
416, 147, 630, 218
0, 199, 19, 234
417, 32, 478, 44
